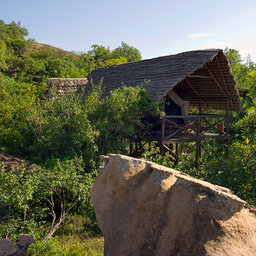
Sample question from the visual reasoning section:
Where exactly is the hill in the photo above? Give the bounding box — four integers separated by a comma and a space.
28, 41, 81, 58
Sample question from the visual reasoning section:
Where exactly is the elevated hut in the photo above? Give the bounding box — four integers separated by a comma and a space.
87, 49, 241, 166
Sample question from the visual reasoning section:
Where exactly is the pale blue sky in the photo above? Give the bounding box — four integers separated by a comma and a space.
1, 0, 256, 60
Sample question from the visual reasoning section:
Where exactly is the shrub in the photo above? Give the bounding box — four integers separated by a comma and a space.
0, 157, 98, 241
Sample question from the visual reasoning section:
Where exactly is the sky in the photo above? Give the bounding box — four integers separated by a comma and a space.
1, 0, 256, 61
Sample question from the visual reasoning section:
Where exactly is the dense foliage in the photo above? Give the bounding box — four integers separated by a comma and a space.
0, 20, 146, 245
0, 158, 96, 239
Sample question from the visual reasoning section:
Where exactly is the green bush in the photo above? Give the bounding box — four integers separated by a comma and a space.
0, 73, 39, 154
0, 157, 98, 241
88, 84, 152, 154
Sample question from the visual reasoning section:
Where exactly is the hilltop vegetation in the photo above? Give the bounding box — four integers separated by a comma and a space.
0, 20, 141, 84
0, 20, 256, 255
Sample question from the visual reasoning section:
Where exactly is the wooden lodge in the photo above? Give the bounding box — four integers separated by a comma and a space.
48, 49, 242, 167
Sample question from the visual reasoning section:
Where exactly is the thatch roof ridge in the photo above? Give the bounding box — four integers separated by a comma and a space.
93, 49, 221, 72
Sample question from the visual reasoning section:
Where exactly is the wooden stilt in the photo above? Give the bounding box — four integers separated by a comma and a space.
225, 99, 229, 159
160, 144, 165, 156
199, 143, 202, 158
198, 99, 202, 160
160, 118, 165, 156
175, 143, 179, 156
195, 108, 201, 168
120, 138, 123, 152
195, 140, 200, 169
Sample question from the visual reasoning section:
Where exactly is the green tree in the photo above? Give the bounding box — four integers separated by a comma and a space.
87, 85, 152, 154
86, 44, 111, 67
111, 41, 142, 62
224, 48, 255, 91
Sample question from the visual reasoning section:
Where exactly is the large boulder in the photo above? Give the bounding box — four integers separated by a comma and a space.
91, 154, 256, 256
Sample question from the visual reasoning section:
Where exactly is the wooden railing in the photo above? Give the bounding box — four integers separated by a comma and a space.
141, 114, 229, 143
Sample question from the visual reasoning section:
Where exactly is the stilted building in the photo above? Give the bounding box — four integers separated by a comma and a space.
48, 49, 242, 167
87, 49, 241, 166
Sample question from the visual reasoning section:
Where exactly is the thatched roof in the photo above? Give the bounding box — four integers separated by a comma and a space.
47, 78, 88, 95
87, 49, 241, 112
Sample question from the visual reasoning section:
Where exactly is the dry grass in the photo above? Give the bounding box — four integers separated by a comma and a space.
28, 42, 80, 58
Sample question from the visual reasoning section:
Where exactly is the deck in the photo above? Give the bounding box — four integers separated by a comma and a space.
140, 114, 229, 144
136, 113, 230, 167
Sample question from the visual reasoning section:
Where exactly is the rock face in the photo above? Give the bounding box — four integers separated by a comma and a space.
91, 154, 256, 256
0, 235, 34, 256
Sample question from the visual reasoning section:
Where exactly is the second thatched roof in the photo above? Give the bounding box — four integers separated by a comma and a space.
47, 78, 88, 95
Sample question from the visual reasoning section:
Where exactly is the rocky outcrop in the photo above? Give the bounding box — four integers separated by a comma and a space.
0, 154, 31, 171
0, 235, 34, 256
91, 154, 256, 256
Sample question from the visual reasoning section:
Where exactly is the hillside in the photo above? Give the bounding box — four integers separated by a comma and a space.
28, 41, 81, 58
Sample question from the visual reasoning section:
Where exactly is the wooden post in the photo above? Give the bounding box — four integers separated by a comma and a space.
160, 117, 165, 155
129, 141, 133, 155
198, 100, 202, 158
120, 138, 123, 152
195, 116, 201, 169
175, 143, 179, 156
195, 100, 202, 168
196, 142, 200, 169
199, 99, 202, 114
225, 99, 229, 159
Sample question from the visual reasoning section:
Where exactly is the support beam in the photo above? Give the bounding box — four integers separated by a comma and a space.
175, 143, 179, 156
186, 75, 211, 79
163, 144, 179, 162
187, 142, 197, 154
184, 78, 209, 108
160, 119, 165, 155
199, 100, 202, 114
216, 56, 236, 111
195, 141, 200, 169
161, 118, 165, 143
225, 99, 229, 159
195, 114, 202, 169
184, 78, 201, 97
206, 64, 228, 98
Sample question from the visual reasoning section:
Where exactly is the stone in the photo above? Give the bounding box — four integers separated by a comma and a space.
16, 235, 34, 249
0, 240, 17, 256
0, 235, 34, 256
91, 154, 256, 256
